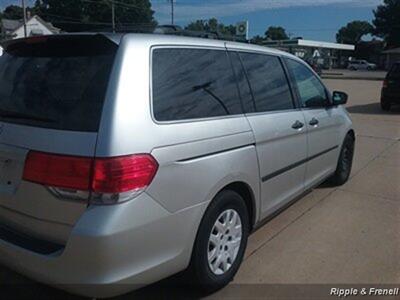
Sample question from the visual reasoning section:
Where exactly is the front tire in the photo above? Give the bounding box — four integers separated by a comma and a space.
188, 190, 249, 292
329, 133, 355, 186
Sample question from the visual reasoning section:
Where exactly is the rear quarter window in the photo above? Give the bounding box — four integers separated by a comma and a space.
152, 48, 242, 122
0, 35, 117, 132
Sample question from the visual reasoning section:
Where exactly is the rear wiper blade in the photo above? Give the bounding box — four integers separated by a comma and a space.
0, 109, 56, 123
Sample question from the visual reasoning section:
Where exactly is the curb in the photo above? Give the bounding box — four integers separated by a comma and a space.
321, 76, 384, 81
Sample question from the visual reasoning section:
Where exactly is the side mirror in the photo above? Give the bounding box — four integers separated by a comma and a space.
332, 91, 348, 105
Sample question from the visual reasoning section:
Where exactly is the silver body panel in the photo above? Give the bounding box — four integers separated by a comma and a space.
0, 34, 353, 297
0, 126, 97, 243
302, 107, 345, 189
246, 110, 308, 219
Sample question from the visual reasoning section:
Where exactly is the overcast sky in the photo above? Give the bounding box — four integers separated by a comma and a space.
2, 0, 383, 41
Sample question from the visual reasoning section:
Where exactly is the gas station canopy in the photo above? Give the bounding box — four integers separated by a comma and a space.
263, 39, 355, 51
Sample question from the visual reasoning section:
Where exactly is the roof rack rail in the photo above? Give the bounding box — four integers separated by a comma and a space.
153, 25, 248, 43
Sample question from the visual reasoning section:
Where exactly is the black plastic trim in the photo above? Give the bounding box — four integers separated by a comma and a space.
0, 223, 64, 255
262, 145, 339, 182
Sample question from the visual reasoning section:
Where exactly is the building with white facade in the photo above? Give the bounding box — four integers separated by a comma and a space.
1, 15, 60, 40
263, 38, 355, 69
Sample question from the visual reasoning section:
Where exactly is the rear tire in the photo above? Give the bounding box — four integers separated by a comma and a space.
188, 190, 249, 292
329, 133, 355, 186
381, 99, 391, 111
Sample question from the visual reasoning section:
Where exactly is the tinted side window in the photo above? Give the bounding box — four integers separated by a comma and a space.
239, 53, 294, 112
285, 58, 329, 108
228, 51, 255, 113
152, 48, 242, 121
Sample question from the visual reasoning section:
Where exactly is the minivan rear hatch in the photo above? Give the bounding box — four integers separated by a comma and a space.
0, 34, 118, 246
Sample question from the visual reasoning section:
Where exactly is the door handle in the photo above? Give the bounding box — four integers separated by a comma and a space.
309, 118, 319, 126
291, 120, 304, 130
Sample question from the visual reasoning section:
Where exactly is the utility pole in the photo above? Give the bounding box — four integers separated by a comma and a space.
21, 0, 27, 37
111, 1, 115, 33
170, 0, 174, 25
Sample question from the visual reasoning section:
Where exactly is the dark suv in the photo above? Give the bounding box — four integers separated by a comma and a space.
381, 62, 400, 111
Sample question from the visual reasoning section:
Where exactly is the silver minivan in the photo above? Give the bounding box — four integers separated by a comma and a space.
0, 33, 354, 298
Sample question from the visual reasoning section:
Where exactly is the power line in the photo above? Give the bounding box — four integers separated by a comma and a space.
37, 10, 155, 26
38, 12, 87, 22
168, 0, 174, 25
38, 18, 155, 26
79, 0, 150, 32
81, 0, 144, 10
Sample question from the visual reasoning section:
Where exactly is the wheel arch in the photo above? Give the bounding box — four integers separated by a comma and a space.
338, 129, 355, 154
216, 181, 257, 231
347, 129, 355, 141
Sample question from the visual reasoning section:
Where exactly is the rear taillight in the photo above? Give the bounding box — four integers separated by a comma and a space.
92, 155, 158, 194
23, 151, 158, 204
383, 79, 388, 88
23, 151, 92, 190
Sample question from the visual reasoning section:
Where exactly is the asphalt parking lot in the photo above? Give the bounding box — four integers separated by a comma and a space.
1, 78, 399, 299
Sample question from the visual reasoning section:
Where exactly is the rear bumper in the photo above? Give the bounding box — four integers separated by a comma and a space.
0, 192, 208, 298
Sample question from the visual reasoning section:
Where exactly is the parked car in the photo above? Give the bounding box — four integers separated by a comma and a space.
347, 59, 377, 71
0, 33, 354, 298
381, 62, 400, 110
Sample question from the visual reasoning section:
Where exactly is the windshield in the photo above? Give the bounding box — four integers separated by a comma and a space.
0, 35, 117, 132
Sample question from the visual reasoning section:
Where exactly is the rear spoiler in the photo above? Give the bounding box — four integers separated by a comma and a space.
1, 33, 123, 52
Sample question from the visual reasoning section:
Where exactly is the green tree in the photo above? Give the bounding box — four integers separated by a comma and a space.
250, 34, 265, 45
33, 0, 156, 32
185, 19, 207, 32
265, 26, 288, 40
208, 17, 218, 32
185, 18, 235, 37
373, 0, 400, 48
2, 5, 24, 20
336, 20, 373, 44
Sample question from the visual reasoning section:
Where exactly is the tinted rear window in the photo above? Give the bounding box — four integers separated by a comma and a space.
152, 48, 242, 121
0, 35, 117, 131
